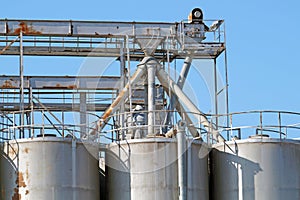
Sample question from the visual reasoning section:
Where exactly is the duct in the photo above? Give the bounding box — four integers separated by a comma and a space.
163, 56, 193, 129
89, 57, 152, 136
156, 61, 223, 142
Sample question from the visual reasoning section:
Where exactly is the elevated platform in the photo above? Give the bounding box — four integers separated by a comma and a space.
0, 76, 165, 112
0, 19, 225, 59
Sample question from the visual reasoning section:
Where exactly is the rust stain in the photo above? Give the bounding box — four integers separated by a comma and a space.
26, 162, 29, 182
67, 84, 77, 89
23, 147, 29, 153
2, 80, 13, 88
12, 188, 20, 200
101, 107, 112, 123
15, 172, 27, 188
13, 21, 42, 35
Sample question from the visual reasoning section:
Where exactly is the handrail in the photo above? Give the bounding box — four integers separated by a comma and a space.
0, 108, 102, 141
96, 109, 300, 143
212, 110, 300, 141
2, 109, 300, 143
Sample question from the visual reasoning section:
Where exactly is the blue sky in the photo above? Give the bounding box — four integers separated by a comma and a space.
1, 0, 300, 114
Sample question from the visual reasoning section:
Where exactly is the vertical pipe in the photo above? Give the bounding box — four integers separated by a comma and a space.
62, 92, 65, 137
72, 139, 77, 200
42, 110, 45, 136
80, 92, 87, 138
144, 82, 148, 126
177, 121, 187, 200
147, 60, 156, 135
187, 140, 192, 200
19, 31, 24, 138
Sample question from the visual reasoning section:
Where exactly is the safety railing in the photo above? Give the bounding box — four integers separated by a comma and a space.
96, 110, 300, 144
0, 109, 102, 141
2, 109, 300, 146
97, 109, 213, 143
214, 110, 300, 141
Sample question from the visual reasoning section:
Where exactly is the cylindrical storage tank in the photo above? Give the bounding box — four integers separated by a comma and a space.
106, 138, 209, 200
210, 138, 300, 200
0, 137, 100, 200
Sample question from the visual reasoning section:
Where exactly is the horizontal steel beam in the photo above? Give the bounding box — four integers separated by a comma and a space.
0, 19, 224, 38
0, 75, 121, 90
0, 19, 226, 59
0, 103, 110, 112
0, 45, 225, 59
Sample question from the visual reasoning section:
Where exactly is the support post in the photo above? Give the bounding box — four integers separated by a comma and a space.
119, 42, 126, 139
19, 31, 24, 138
214, 58, 219, 131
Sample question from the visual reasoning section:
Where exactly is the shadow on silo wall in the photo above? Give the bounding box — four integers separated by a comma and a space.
0, 142, 18, 200
210, 148, 262, 200
210, 141, 300, 200
105, 149, 131, 200
100, 168, 106, 200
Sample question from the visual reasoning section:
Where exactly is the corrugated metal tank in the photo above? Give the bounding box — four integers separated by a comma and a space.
210, 137, 300, 200
106, 138, 209, 200
0, 137, 100, 200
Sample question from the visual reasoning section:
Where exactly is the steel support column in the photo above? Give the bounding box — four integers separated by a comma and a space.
19, 31, 24, 138
214, 58, 219, 131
